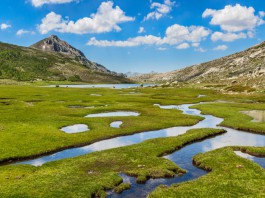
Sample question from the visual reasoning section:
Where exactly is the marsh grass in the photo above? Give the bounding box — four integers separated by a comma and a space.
0, 128, 224, 197
0, 86, 224, 162
1, 85, 265, 197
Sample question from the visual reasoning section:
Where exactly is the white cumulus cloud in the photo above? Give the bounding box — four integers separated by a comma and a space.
195, 47, 207, 53
157, 47, 167, 51
31, 0, 79, 7
138, 27, 145, 33
144, 0, 176, 20
164, 25, 211, 45
213, 45, 228, 51
1, 23, 11, 30
202, 4, 264, 32
87, 24, 210, 47
87, 35, 162, 47
38, 1, 134, 34
211, 32, 247, 42
16, 29, 35, 36
192, 43, 200, 47
259, 11, 265, 17
176, 43, 190, 49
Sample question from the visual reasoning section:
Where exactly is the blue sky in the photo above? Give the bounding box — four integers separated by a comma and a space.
0, 0, 265, 73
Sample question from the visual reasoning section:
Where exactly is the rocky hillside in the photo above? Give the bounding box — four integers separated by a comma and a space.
133, 42, 265, 87
30, 35, 114, 74
0, 36, 130, 83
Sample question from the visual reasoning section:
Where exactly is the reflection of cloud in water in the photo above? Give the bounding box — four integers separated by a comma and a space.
32, 159, 46, 167
202, 128, 264, 152
81, 138, 134, 152
85, 111, 140, 118
61, 124, 89, 134
234, 151, 254, 160
16, 102, 265, 171
241, 110, 265, 123
165, 127, 189, 137
110, 121, 123, 128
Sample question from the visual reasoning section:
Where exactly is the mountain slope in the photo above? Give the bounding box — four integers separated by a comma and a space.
133, 42, 265, 87
30, 35, 113, 74
0, 36, 130, 83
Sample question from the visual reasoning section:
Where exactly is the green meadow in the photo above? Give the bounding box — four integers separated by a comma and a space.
0, 84, 264, 197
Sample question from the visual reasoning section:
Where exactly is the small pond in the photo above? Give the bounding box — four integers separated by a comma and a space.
85, 111, 140, 118
198, 94, 206, 98
242, 110, 265, 122
154, 104, 179, 109
90, 94, 102, 96
60, 124, 89, 134
45, 84, 155, 89
68, 106, 95, 109
110, 121, 123, 128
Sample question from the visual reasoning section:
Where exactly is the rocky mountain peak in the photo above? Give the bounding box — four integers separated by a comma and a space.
30, 35, 86, 59
30, 35, 122, 75
49, 35, 59, 40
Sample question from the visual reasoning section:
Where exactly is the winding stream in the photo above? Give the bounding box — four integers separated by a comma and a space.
16, 104, 222, 166
15, 103, 265, 197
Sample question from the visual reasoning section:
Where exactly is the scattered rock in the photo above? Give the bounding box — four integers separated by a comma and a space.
236, 164, 244, 169
87, 170, 94, 174
177, 172, 184, 176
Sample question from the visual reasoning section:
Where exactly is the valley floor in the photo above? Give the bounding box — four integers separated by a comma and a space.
0, 84, 264, 197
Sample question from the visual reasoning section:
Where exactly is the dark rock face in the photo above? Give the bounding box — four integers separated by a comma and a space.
30, 35, 124, 76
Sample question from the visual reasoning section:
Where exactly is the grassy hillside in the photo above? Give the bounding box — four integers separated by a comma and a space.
0, 42, 131, 83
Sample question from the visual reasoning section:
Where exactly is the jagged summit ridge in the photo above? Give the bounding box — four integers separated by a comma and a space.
32, 35, 86, 60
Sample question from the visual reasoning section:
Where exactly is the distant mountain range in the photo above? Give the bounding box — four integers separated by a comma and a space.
0, 35, 130, 83
132, 42, 265, 88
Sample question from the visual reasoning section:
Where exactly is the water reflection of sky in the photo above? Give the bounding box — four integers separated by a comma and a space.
45, 84, 155, 89
110, 121, 123, 128
242, 110, 265, 123
60, 124, 89, 134
85, 111, 140, 118
107, 104, 265, 198
109, 129, 265, 198
17, 103, 265, 174
16, 101, 265, 197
